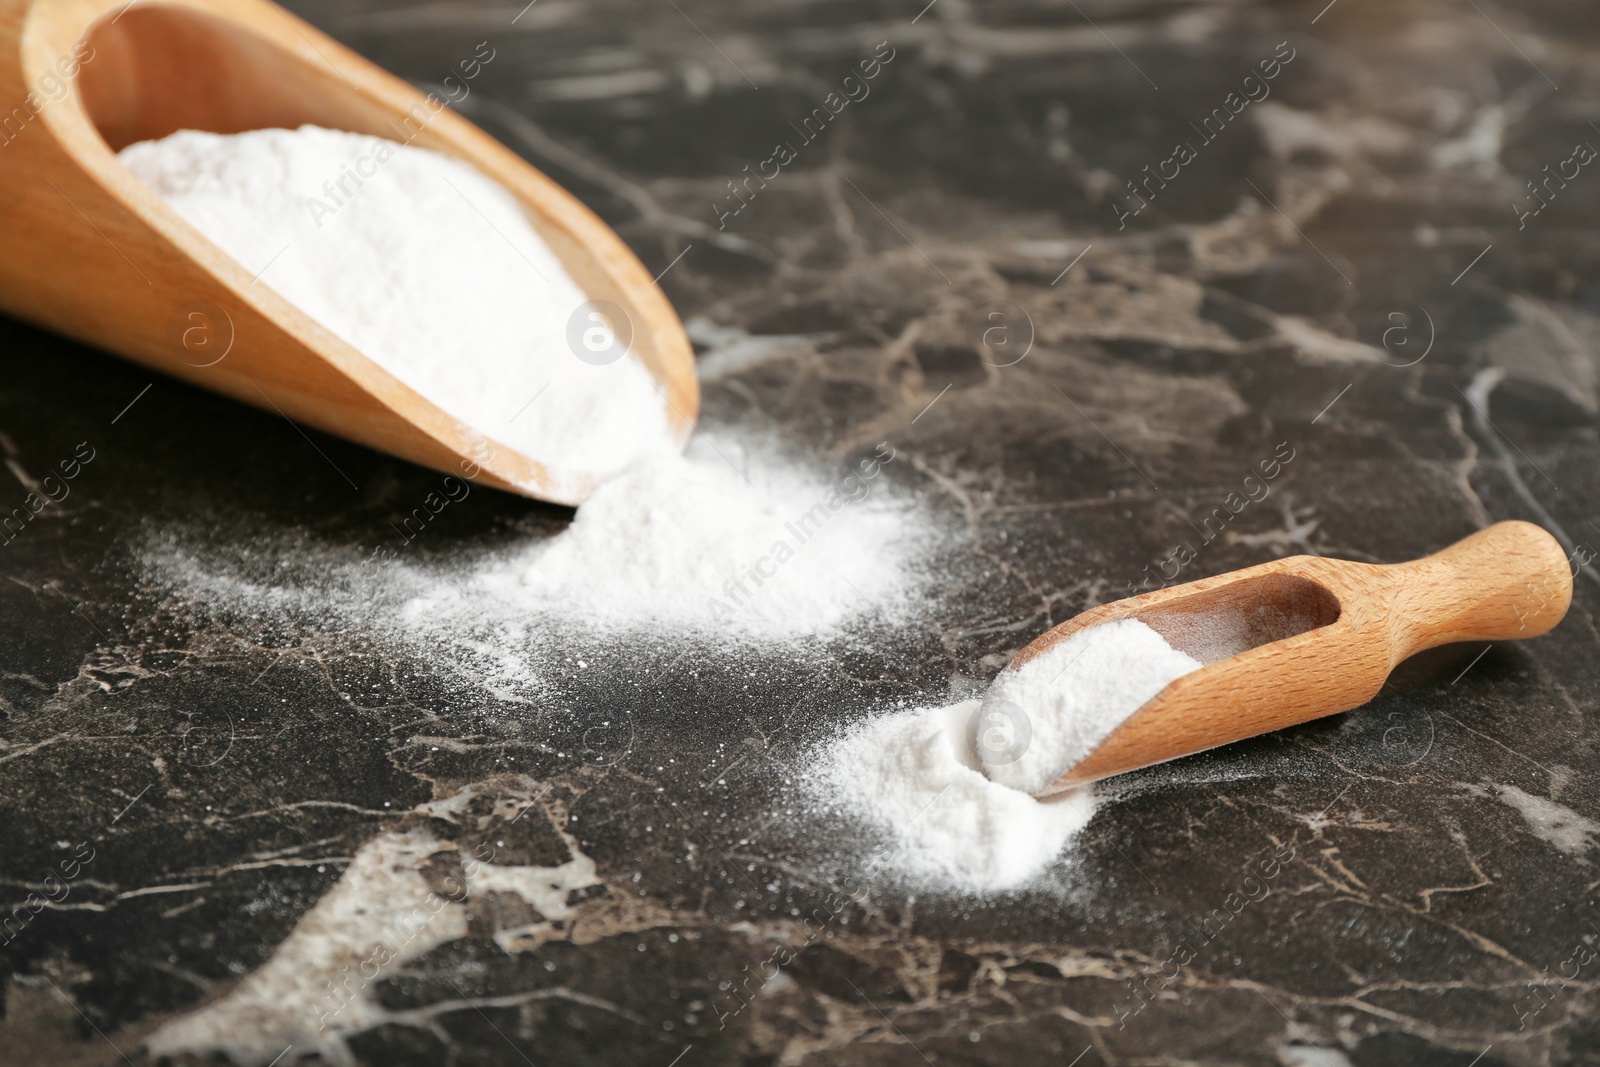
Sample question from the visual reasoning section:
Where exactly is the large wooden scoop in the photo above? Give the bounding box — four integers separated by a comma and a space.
1008, 521, 1573, 793
0, 0, 697, 504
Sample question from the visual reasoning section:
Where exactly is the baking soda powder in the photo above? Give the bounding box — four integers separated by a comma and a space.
120, 125, 674, 499
806, 619, 1201, 892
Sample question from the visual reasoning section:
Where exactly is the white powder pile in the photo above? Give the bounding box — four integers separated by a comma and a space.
403, 436, 923, 639
804, 619, 1201, 892
139, 433, 933, 691
507, 438, 911, 635
118, 125, 674, 499
805, 701, 1098, 893
980, 618, 1204, 794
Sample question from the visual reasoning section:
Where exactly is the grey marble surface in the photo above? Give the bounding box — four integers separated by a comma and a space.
3, 0, 1600, 1064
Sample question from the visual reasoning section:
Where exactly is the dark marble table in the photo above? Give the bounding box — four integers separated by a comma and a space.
4, 0, 1600, 1064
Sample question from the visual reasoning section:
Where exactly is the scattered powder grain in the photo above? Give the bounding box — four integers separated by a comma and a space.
118, 125, 674, 500
980, 618, 1204, 794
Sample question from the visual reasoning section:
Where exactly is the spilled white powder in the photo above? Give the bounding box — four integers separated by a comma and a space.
141, 433, 932, 673
807, 701, 1097, 893
118, 125, 675, 500
506, 438, 912, 635
805, 619, 1200, 892
981, 618, 1203, 795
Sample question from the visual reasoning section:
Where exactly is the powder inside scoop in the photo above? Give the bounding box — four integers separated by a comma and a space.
118, 125, 676, 499
980, 618, 1204, 794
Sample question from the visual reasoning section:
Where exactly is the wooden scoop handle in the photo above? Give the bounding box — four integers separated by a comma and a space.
1381, 520, 1572, 662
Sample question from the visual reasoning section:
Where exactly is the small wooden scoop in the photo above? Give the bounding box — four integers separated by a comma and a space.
0, 0, 696, 504
1008, 521, 1573, 794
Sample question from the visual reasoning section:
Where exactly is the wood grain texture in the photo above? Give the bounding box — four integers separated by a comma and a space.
0, 0, 697, 504
1021, 521, 1574, 793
